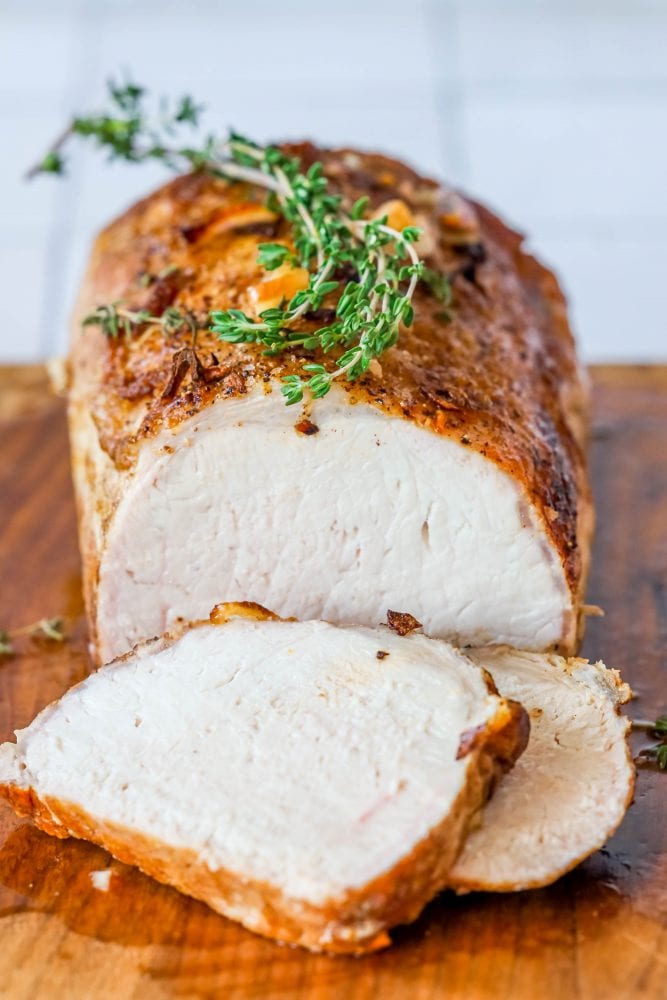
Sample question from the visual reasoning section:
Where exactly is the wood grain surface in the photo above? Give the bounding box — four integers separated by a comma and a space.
0, 365, 665, 1000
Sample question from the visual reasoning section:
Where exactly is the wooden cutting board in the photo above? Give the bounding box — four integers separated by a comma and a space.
0, 364, 665, 1000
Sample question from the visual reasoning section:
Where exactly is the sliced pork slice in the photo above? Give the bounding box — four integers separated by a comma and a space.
0, 605, 528, 954
449, 646, 633, 892
68, 145, 591, 663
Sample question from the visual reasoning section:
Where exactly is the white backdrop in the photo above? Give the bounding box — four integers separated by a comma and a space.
1, 0, 666, 362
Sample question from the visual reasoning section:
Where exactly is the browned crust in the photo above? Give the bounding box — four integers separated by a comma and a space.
0, 611, 529, 953
68, 144, 591, 656
385, 610, 423, 636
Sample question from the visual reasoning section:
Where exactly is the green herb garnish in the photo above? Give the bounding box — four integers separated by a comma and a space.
633, 715, 667, 771
82, 303, 200, 339
637, 743, 667, 770
0, 617, 66, 658
632, 715, 667, 736
34, 617, 66, 642
0, 629, 12, 657
28, 80, 450, 404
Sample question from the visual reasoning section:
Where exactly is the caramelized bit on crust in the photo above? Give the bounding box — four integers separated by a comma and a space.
386, 611, 423, 636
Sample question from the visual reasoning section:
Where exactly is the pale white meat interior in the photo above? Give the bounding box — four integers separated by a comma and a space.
96, 387, 571, 662
0, 618, 504, 904
450, 646, 633, 891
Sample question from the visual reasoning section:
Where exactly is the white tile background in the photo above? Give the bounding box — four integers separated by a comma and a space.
1, 0, 666, 362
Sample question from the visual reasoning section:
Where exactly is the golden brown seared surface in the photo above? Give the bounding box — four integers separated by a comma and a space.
70, 143, 589, 593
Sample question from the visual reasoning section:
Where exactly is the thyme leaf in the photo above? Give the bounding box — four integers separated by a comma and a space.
256, 243, 296, 272
422, 266, 453, 304
633, 714, 667, 771
637, 743, 667, 770
0, 617, 66, 657
34, 617, 66, 642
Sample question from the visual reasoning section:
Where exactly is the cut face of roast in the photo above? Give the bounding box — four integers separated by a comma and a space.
96, 388, 573, 662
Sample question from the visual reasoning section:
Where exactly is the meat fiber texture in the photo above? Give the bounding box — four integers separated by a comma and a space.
67, 144, 592, 663
450, 646, 634, 891
0, 607, 528, 953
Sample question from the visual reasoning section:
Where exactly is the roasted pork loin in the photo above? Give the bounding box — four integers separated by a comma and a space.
67, 145, 592, 662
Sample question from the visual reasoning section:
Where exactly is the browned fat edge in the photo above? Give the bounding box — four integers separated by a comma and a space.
208, 601, 282, 625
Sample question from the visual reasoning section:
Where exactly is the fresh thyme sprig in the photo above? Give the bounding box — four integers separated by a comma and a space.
632, 715, 667, 735
82, 303, 201, 339
637, 743, 667, 770
29, 80, 450, 404
0, 617, 66, 657
210, 182, 425, 403
25, 83, 203, 179
632, 715, 667, 771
